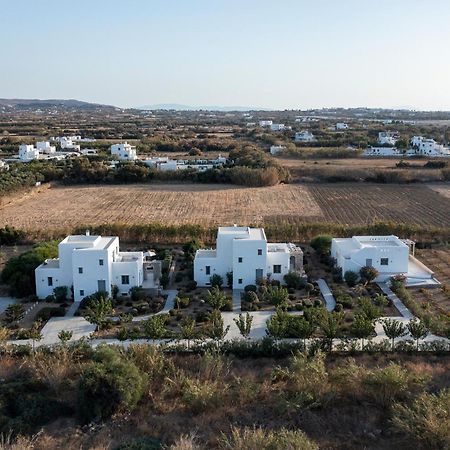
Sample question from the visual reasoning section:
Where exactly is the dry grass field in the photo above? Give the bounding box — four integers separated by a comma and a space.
1, 182, 449, 231
277, 156, 405, 169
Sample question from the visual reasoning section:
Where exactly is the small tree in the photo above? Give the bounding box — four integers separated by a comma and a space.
319, 311, 344, 351
111, 284, 119, 300
351, 313, 375, 347
210, 274, 223, 288
4, 303, 25, 325
58, 329, 73, 345
283, 272, 305, 289
205, 309, 229, 344
85, 296, 113, 330
233, 313, 253, 339
179, 316, 197, 349
206, 286, 228, 310
291, 317, 315, 349
226, 271, 233, 288
305, 283, 314, 299
28, 321, 43, 353
266, 308, 288, 340
407, 318, 429, 350
310, 235, 332, 255
358, 296, 382, 321
144, 314, 168, 341
53, 286, 69, 302
382, 319, 407, 351
266, 285, 289, 306
374, 293, 389, 307
344, 271, 359, 287
359, 266, 379, 286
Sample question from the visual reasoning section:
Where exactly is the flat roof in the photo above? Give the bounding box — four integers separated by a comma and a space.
62, 235, 117, 250
218, 226, 266, 241
36, 258, 60, 269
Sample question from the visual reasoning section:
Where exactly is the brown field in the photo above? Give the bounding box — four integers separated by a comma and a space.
277, 156, 405, 169
1, 182, 449, 230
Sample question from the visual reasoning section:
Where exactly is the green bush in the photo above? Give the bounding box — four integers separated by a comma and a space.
78, 346, 146, 422
116, 437, 162, 450
36, 306, 66, 321
310, 235, 332, 255
344, 271, 359, 287
244, 284, 257, 292
392, 388, 450, 449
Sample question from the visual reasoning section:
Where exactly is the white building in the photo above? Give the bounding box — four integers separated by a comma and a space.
58, 137, 81, 151
19, 144, 39, 161
331, 235, 435, 284
270, 145, 285, 155
259, 120, 273, 127
270, 123, 285, 131
110, 142, 137, 161
34, 234, 158, 302
194, 226, 303, 289
364, 146, 402, 156
36, 141, 56, 154
294, 130, 315, 142
378, 131, 399, 146
0, 160, 9, 171
408, 136, 450, 157
335, 123, 349, 130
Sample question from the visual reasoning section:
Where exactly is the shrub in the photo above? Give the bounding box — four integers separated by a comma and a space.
344, 271, 359, 287
244, 284, 257, 293
182, 379, 224, 413
116, 437, 162, 450
53, 286, 69, 302
185, 280, 197, 291
359, 266, 379, 285
336, 294, 353, 308
175, 296, 190, 309
266, 286, 289, 306
78, 346, 145, 422
210, 274, 223, 288
392, 388, 450, 449
36, 306, 66, 321
310, 235, 332, 255
220, 426, 318, 450
283, 271, 306, 289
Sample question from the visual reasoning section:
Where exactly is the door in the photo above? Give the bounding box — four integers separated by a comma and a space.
365, 259, 373, 267
97, 280, 106, 292
255, 268, 263, 281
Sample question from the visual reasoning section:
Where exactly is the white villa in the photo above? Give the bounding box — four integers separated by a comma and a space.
331, 235, 436, 285
259, 120, 273, 127
378, 131, 399, 146
35, 234, 158, 302
19, 144, 39, 161
194, 226, 304, 289
144, 155, 226, 171
364, 146, 402, 157
294, 130, 315, 142
270, 145, 285, 155
335, 123, 349, 130
36, 141, 56, 154
408, 136, 450, 157
110, 142, 138, 161
0, 160, 9, 171
58, 137, 81, 151
270, 123, 285, 131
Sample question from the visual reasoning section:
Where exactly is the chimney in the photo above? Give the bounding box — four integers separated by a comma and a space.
86, 229, 90, 236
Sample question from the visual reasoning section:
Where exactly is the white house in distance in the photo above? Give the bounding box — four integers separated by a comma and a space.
408, 136, 450, 157
36, 141, 56, 154
335, 123, 349, 130
110, 142, 138, 161
270, 123, 285, 132
378, 131, 399, 146
331, 235, 436, 285
194, 226, 304, 289
58, 137, 81, 151
259, 120, 273, 127
364, 147, 402, 157
294, 130, 315, 143
35, 234, 160, 302
19, 144, 39, 161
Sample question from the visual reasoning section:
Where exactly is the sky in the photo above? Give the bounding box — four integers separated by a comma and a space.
1, 0, 450, 110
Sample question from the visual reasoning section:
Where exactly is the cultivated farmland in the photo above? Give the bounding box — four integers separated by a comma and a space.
0, 183, 449, 230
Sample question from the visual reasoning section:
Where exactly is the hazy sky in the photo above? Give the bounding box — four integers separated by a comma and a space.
1, 0, 450, 110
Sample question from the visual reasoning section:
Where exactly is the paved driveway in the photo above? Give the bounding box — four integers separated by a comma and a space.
0, 297, 17, 315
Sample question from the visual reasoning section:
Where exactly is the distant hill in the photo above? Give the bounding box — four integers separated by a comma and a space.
138, 103, 269, 112
0, 98, 117, 110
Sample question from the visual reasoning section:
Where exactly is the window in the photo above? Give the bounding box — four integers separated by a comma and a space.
257, 249, 262, 256
47, 277, 53, 287
80, 289, 84, 297
205, 266, 211, 275
78, 267, 83, 274
99, 259, 104, 266
121, 275, 130, 285
273, 265, 281, 274
238, 278, 243, 284
238, 257, 243, 263
381, 258, 389, 266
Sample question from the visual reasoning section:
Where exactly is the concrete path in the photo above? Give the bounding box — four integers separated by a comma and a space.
65, 302, 80, 317
38, 316, 96, 346
222, 310, 272, 340
377, 283, 414, 319
317, 279, 336, 311
0, 297, 17, 315
232, 289, 242, 313
132, 289, 178, 322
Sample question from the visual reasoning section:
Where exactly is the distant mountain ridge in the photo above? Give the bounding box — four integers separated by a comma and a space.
0, 98, 116, 110
138, 103, 270, 111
